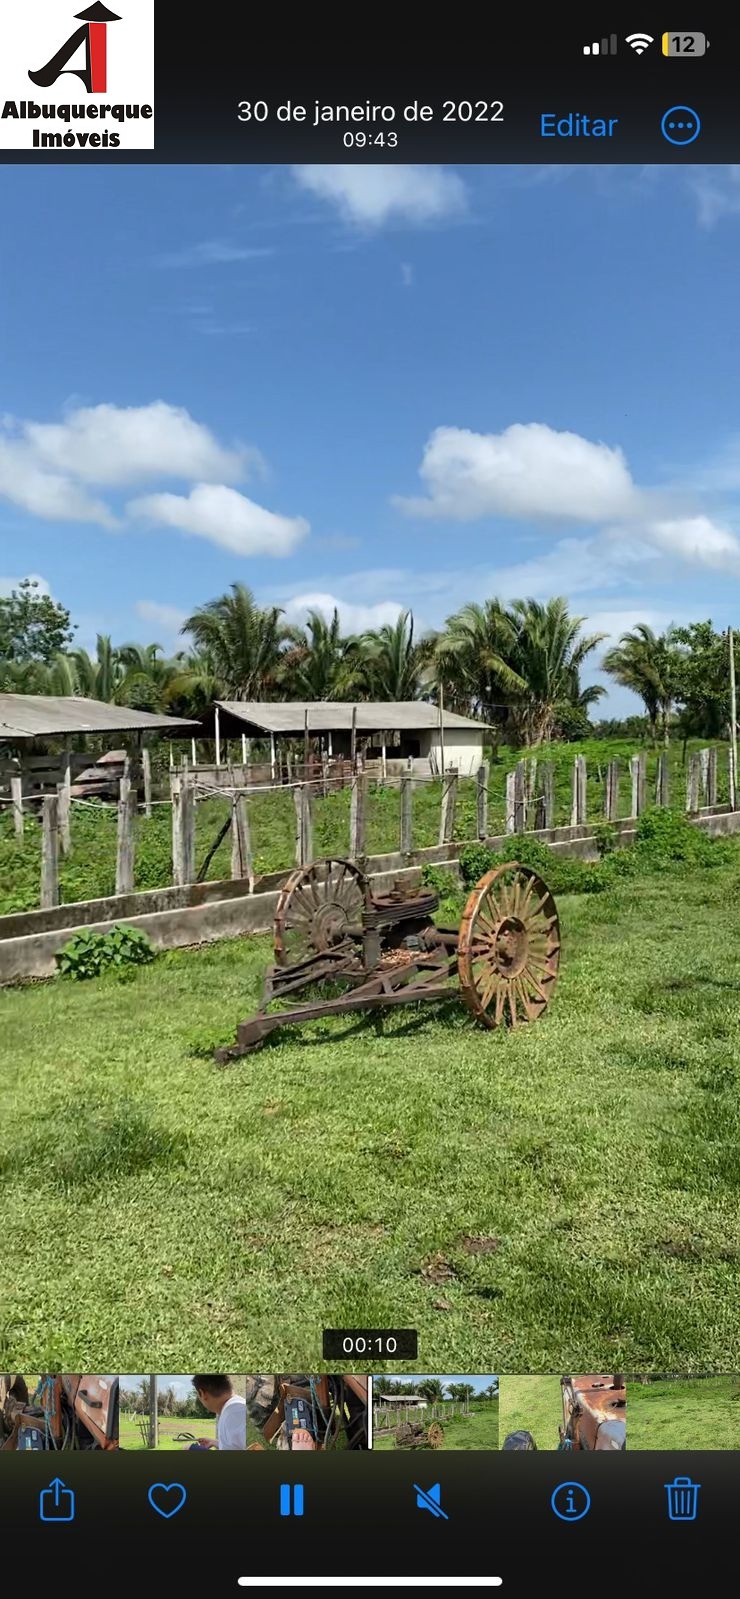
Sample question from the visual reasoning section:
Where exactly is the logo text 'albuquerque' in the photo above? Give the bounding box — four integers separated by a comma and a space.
29, 2, 121, 95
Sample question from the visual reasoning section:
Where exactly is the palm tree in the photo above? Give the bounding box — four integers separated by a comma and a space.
602, 623, 677, 744
415, 1378, 445, 1402
434, 599, 524, 724
283, 608, 364, 699
64, 634, 123, 702
436, 596, 605, 745
506, 597, 607, 746
115, 642, 186, 713
182, 582, 300, 699
357, 610, 433, 700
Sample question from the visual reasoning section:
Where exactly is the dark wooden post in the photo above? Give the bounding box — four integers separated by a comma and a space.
605, 759, 620, 821
655, 751, 670, 807
571, 754, 587, 825
116, 773, 136, 894
41, 794, 60, 909
231, 792, 254, 888
350, 772, 367, 859
293, 783, 313, 867
439, 770, 458, 845
476, 761, 489, 840
400, 774, 414, 856
707, 746, 718, 806
10, 771, 23, 839
536, 763, 554, 830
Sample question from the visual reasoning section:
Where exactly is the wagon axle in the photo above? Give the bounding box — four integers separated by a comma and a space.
215, 856, 560, 1062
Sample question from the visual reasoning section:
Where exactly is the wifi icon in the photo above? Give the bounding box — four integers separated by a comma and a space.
626, 32, 654, 54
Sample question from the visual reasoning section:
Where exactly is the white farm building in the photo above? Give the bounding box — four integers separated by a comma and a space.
208, 700, 489, 778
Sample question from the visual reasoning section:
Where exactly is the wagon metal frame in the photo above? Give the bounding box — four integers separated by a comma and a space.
216, 855, 560, 1062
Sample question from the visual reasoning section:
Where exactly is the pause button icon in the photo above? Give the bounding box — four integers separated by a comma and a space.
280, 1484, 304, 1517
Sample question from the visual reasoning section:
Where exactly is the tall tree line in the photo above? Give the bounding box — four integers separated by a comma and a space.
1, 577, 736, 748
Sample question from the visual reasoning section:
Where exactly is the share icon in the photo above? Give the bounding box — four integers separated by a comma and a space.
414, 1483, 448, 1519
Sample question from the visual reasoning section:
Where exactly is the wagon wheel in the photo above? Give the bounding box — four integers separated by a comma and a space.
274, 857, 367, 968
457, 863, 560, 1029
427, 1422, 445, 1448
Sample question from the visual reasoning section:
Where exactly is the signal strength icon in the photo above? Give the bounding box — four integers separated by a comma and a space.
626, 32, 654, 54
583, 34, 617, 55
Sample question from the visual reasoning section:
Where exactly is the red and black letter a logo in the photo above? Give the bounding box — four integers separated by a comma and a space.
29, 2, 121, 94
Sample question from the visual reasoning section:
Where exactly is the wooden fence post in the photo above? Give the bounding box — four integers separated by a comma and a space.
439, 770, 458, 845
699, 747, 710, 805
116, 774, 136, 895
536, 762, 554, 830
10, 772, 23, 839
630, 753, 647, 817
505, 769, 516, 834
293, 782, 314, 867
525, 757, 537, 829
40, 793, 60, 909
655, 751, 670, 807
400, 775, 414, 856
513, 760, 526, 832
686, 752, 701, 813
605, 759, 620, 822
171, 772, 196, 885
570, 754, 587, 826
142, 748, 152, 819
707, 746, 718, 806
476, 761, 489, 840
231, 791, 254, 888
56, 746, 72, 857
350, 773, 367, 859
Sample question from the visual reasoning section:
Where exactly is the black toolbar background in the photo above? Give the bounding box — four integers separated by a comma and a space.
0, 1451, 733, 1592
0, 20, 736, 163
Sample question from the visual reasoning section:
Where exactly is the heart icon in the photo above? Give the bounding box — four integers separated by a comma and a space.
148, 1482, 187, 1519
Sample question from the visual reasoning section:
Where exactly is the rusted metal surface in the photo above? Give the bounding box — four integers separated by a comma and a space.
457, 862, 560, 1029
1, 1374, 118, 1450
216, 854, 560, 1062
560, 1375, 626, 1451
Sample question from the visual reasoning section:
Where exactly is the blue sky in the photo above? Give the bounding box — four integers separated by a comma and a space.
3, 161, 740, 713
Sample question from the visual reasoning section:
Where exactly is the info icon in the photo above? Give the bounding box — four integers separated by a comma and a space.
551, 1482, 591, 1522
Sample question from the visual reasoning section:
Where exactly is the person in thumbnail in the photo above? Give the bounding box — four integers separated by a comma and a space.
190, 1375, 247, 1450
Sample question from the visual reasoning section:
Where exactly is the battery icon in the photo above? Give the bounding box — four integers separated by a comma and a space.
662, 32, 708, 56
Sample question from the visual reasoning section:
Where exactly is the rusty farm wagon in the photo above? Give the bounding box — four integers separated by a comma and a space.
217, 854, 561, 1061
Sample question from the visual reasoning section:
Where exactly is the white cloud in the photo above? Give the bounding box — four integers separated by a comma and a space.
686, 165, 740, 226
642, 515, 740, 573
128, 483, 309, 557
135, 600, 189, 634
292, 165, 467, 227
157, 241, 274, 268
395, 422, 639, 522
283, 591, 404, 633
23, 402, 243, 486
0, 438, 115, 524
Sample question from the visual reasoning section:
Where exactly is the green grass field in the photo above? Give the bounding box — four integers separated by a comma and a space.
0, 737, 726, 916
118, 1413, 215, 1450
627, 1377, 740, 1449
498, 1378, 564, 1450
2, 835, 740, 1372
373, 1400, 499, 1450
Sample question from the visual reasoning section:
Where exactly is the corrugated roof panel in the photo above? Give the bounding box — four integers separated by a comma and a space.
0, 694, 197, 740
214, 700, 489, 733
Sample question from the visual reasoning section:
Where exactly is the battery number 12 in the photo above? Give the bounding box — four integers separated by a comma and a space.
662, 33, 708, 56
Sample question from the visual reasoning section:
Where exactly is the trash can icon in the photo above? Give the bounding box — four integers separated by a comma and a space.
665, 1476, 700, 1521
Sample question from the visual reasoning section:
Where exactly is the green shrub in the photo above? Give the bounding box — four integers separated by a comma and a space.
420, 864, 460, 895
634, 807, 719, 865
592, 821, 617, 857
57, 924, 155, 980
